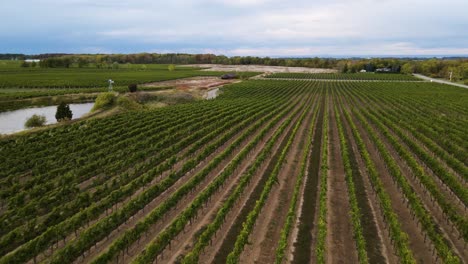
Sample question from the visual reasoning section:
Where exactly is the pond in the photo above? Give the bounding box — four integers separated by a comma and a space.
0, 102, 94, 134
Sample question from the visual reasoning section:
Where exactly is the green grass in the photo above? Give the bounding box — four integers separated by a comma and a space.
0, 61, 258, 89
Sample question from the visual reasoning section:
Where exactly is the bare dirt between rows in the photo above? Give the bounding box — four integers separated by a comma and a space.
358, 109, 468, 261
85, 95, 304, 264
343, 105, 388, 263
325, 102, 359, 264
347, 109, 436, 263
28, 107, 250, 263
239, 92, 317, 264
363, 96, 467, 214
201, 97, 308, 264
338, 102, 391, 264
345, 121, 398, 264
73, 104, 280, 264
374, 121, 467, 261
160, 100, 303, 264
283, 94, 323, 263
290, 94, 324, 264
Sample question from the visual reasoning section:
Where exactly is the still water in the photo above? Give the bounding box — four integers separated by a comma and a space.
0, 102, 94, 134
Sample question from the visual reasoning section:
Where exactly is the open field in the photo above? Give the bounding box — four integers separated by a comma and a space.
185, 64, 338, 73
0, 62, 259, 112
266, 72, 421, 81
1, 78, 467, 264
0, 62, 258, 89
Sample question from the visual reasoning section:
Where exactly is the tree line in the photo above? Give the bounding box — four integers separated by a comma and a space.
4, 53, 467, 81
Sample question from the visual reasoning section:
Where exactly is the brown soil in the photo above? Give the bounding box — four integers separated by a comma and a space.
161, 102, 302, 264
325, 103, 359, 264
199, 96, 308, 264
141, 76, 239, 96
74, 106, 278, 264
347, 129, 398, 264
239, 92, 317, 264
345, 111, 436, 263
31, 102, 269, 264
361, 112, 468, 261
78, 95, 304, 264
30, 94, 291, 264
290, 94, 325, 264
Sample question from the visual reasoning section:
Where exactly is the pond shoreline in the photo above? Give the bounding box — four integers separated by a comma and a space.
0, 102, 95, 135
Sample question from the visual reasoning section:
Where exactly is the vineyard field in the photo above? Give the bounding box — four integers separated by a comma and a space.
1, 79, 467, 264
0, 63, 258, 89
266, 72, 421, 81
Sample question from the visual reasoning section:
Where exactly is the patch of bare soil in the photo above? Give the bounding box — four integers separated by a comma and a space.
143, 76, 237, 90
326, 104, 359, 264
183, 64, 338, 74
141, 76, 240, 100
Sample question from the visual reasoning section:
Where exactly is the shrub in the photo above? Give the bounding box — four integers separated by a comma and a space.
117, 96, 142, 110
55, 102, 73, 121
168, 64, 176, 71
92, 92, 115, 112
128, 84, 138, 93
25, 114, 46, 128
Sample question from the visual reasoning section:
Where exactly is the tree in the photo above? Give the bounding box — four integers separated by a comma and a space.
401, 63, 414, 74
168, 64, 176, 71
128, 84, 138, 93
20, 61, 30, 67
77, 57, 88, 68
55, 102, 73, 121
342, 63, 349, 73
25, 114, 46, 128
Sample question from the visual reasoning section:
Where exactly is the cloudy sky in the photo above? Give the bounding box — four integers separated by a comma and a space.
1, 0, 467, 56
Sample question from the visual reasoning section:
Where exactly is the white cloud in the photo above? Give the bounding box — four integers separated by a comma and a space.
1, 0, 467, 55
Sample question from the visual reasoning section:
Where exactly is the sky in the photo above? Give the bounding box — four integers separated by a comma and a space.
1, 0, 468, 57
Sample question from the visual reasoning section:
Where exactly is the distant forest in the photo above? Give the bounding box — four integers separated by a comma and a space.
2, 53, 467, 81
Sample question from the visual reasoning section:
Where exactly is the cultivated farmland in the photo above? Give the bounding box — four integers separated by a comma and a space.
266, 72, 421, 81
0, 79, 467, 264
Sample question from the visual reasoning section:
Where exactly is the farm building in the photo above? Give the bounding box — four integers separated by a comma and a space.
221, 73, 237, 79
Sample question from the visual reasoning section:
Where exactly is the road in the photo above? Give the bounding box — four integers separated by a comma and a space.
413, 74, 468, 89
